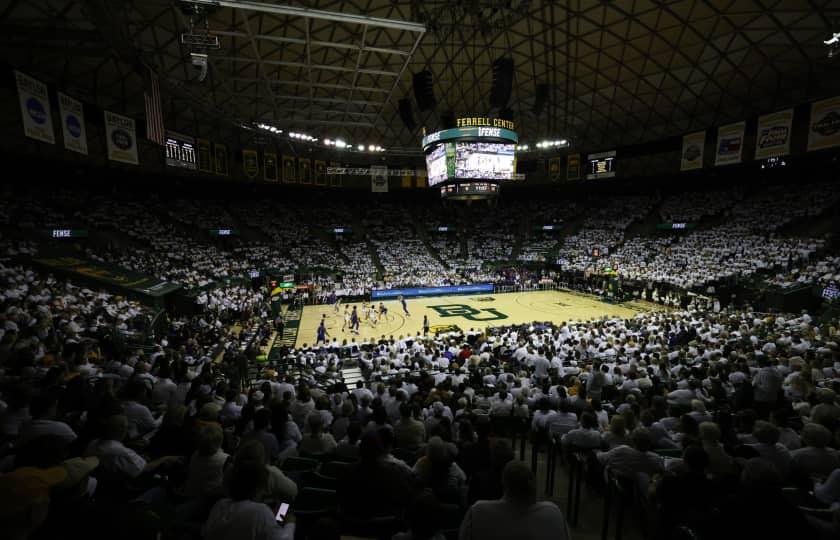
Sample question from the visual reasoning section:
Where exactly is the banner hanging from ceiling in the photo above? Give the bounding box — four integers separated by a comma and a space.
566, 153, 580, 180
242, 149, 259, 178
714, 121, 745, 166
57, 92, 87, 155
299, 157, 312, 184
548, 157, 562, 181
755, 109, 793, 159
197, 139, 212, 173
807, 96, 840, 152
314, 160, 326, 185
104, 111, 139, 165
680, 131, 705, 170
264, 152, 278, 181
371, 165, 388, 192
282, 155, 296, 183
214, 143, 228, 175
15, 70, 55, 144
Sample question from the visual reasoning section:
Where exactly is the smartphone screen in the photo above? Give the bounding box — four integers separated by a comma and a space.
275, 502, 289, 523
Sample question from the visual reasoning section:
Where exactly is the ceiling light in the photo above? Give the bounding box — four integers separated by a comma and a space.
357, 144, 364, 151
368, 145, 375, 151
560, 139, 567, 145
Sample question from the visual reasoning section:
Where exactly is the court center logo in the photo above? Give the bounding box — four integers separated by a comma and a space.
428, 303, 508, 321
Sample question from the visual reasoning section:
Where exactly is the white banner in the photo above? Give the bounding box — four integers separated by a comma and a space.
15, 70, 55, 144
680, 131, 705, 170
755, 109, 793, 159
371, 165, 388, 192
715, 121, 745, 166
104, 111, 139, 165
807, 96, 840, 152
58, 92, 88, 155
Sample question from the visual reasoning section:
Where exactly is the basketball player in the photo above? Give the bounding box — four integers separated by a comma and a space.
369, 306, 378, 327
333, 294, 342, 314
379, 302, 388, 317
342, 305, 351, 332
400, 295, 410, 317
423, 315, 430, 335
361, 302, 369, 321
316, 315, 330, 345
350, 306, 360, 334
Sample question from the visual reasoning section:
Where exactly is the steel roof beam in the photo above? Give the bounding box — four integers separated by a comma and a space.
217, 55, 398, 76
214, 29, 411, 56
212, 0, 426, 34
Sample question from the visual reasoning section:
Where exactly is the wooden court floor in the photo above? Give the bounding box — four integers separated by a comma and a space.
294, 290, 662, 349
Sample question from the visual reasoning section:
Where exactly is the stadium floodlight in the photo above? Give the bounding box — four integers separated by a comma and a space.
335, 139, 346, 148
559, 139, 567, 145
368, 145, 375, 151
357, 144, 364, 151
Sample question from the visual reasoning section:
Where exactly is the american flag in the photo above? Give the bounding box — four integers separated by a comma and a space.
143, 64, 165, 145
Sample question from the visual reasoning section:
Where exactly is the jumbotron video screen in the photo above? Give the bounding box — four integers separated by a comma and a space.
425, 144, 448, 187
454, 142, 516, 180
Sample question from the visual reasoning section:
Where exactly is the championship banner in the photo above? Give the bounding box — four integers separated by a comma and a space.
15, 70, 55, 144
680, 130, 705, 170
314, 160, 326, 185
807, 96, 840, 152
416, 169, 427, 188
104, 111, 139, 165
567, 153, 580, 180
282, 155, 296, 183
57, 92, 87, 155
371, 165, 388, 192
242, 149, 259, 178
214, 143, 228, 176
298, 157, 312, 184
329, 161, 341, 187
197, 139, 212, 173
715, 121, 745, 166
755, 109, 793, 159
401, 174, 412, 188
264, 152, 278, 182
548, 157, 562, 181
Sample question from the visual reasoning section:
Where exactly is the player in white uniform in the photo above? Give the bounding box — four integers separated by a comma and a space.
369, 307, 378, 327
342, 306, 351, 332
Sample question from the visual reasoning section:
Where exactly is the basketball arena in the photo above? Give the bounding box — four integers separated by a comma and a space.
1, 2, 839, 540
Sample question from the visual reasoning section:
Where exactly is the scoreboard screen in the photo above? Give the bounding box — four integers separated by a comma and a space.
454, 142, 516, 181
165, 130, 197, 170
587, 150, 616, 179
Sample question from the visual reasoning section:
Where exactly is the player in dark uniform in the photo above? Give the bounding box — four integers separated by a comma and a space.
316, 315, 330, 345
423, 315, 430, 335
350, 306, 360, 334
400, 295, 409, 317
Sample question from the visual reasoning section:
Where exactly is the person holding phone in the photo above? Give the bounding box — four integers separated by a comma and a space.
203, 461, 295, 540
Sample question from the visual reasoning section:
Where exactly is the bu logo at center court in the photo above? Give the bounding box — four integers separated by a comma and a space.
428, 303, 508, 321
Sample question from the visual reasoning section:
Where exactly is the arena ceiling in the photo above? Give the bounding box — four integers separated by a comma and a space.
3, 0, 840, 156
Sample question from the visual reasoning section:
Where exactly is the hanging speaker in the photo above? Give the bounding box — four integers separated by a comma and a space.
489, 57, 514, 109
412, 70, 436, 111
398, 98, 417, 131
532, 83, 549, 116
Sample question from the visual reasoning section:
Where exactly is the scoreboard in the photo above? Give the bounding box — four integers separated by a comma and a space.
587, 150, 616, 179
165, 130, 197, 170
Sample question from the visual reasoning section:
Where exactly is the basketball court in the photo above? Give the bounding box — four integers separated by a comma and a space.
293, 289, 663, 348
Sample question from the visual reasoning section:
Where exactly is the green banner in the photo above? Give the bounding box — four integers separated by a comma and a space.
32, 256, 181, 298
